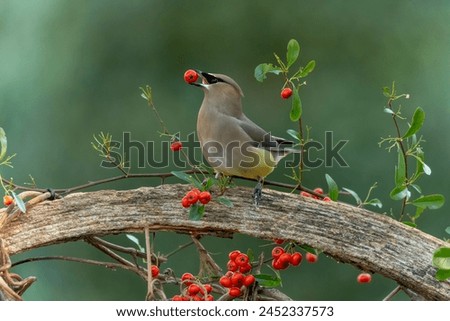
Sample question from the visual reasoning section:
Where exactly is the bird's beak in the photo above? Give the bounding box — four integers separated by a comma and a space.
190, 70, 217, 87
189, 69, 206, 87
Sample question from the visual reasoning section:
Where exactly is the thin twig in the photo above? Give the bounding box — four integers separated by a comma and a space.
11, 255, 147, 279
145, 227, 153, 300
383, 285, 402, 301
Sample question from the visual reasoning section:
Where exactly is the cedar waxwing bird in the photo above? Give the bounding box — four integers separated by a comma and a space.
189, 70, 298, 205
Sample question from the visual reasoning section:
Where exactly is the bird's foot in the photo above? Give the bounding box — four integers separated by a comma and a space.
253, 181, 263, 207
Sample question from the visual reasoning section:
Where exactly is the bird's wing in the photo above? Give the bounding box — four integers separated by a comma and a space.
237, 115, 296, 150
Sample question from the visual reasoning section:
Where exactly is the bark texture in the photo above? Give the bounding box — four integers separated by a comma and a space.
1, 184, 449, 300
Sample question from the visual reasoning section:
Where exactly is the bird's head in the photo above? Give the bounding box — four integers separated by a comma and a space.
189, 70, 244, 98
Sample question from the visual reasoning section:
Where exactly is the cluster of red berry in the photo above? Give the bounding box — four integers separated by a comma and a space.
219, 251, 255, 298
271, 246, 302, 270
3, 195, 13, 206
172, 273, 214, 301
181, 188, 211, 208
300, 187, 331, 202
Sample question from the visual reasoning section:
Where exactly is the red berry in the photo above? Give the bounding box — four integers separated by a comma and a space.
185, 190, 199, 205
274, 239, 284, 245
306, 252, 318, 263
300, 191, 312, 198
203, 284, 213, 293
323, 196, 332, 202
225, 271, 234, 278
187, 284, 201, 296
219, 276, 232, 288
357, 273, 372, 284
313, 187, 324, 195
172, 295, 184, 301
235, 253, 249, 266
290, 252, 303, 266
239, 262, 252, 274
181, 196, 191, 208
272, 258, 289, 270
231, 272, 245, 287
192, 294, 203, 301
170, 141, 182, 152
3, 195, 13, 206
206, 294, 214, 301
271, 246, 285, 259
151, 265, 159, 278
184, 69, 199, 84
278, 253, 292, 265
198, 191, 211, 205
228, 250, 241, 261
181, 272, 195, 286
243, 274, 255, 287
228, 287, 241, 298
227, 260, 238, 272
281, 87, 293, 99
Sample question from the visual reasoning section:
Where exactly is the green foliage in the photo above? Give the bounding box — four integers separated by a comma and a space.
11, 191, 26, 213
171, 170, 203, 190
254, 38, 315, 122
325, 174, 339, 201
126, 234, 145, 253
254, 273, 282, 288
188, 203, 205, 221
380, 82, 444, 224
0, 127, 15, 167
403, 107, 425, 139
432, 247, 450, 281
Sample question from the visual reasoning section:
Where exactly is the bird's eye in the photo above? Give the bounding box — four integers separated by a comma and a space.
209, 77, 219, 84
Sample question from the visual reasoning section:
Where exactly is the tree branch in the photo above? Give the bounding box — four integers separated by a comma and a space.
0, 184, 448, 300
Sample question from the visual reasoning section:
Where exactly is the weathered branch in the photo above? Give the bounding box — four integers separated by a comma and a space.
1, 184, 449, 300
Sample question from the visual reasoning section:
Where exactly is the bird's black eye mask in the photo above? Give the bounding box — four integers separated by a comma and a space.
201, 72, 225, 85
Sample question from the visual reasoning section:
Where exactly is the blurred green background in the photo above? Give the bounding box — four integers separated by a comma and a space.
1, 0, 449, 300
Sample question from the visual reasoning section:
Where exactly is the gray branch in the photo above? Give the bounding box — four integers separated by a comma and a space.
1, 184, 449, 300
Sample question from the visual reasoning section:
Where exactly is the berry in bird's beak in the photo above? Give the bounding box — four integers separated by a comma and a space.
183, 69, 199, 84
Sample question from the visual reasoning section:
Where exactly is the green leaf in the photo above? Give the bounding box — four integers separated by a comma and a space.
126, 234, 145, 253
389, 186, 409, 200
435, 269, 450, 281
445, 226, 450, 235
411, 194, 445, 210
286, 129, 300, 142
383, 108, 395, 115
433, 247, 450, 270
286, 39, 300, 68
294, 60, 316, 78
325, 174, 339, 201
403, 107, 425, 139
11, 191, 26, 213
342, 187, 361, 205
289, 87, 302, 121
382, 86, 391, 98
171, 171, 203, 189
395, 151, 406, 187
410, 184, 422, 194
188, 204, 205, 221
299, 244, 317, 254
402, 221, 417, 228
412, 206, 425, 220
254, 63, 282, 82
412, 152, 431, 177
215, 196, 233, 207
366, 198, 383, 208
254, 273, 282, 287
0, 127, 7, 161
